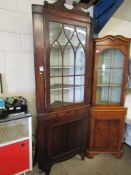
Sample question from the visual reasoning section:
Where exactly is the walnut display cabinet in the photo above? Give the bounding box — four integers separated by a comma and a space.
87, 35, 130, 158
32, 1, 93, 174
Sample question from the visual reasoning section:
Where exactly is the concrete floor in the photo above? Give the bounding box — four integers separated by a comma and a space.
29, 144, 131, 175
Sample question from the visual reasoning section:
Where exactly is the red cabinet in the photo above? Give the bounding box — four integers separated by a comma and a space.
0, 140, 29, 175
0, 113, 32, 175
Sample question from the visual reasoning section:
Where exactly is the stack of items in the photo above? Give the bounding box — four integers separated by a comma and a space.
0, 96, 27, 120
0, 97, 7, 119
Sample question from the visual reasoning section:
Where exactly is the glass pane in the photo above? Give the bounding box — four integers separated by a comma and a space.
99, 49, 124, 69
50, 77, 62, 106
75, 86, 84, 103
98, 50, 112, 68
97, 69, 110, 86
109, 87, 121, 103
111, 49, 124, 68
75, 45, 85, 75
49, 22, 62, 44
70, 29, 80, 48
63, 44, 74, 75
63, 88, 74, 104
63, 76, 74, 104
75, 76, 85, 86
96, 87, 108, 104
110, 69, 123, 85
50, 43, 62, 76
63, 76, 74, 88
58, 29, 68, 46
76, 27, 86, 46
64, 24, 74, 40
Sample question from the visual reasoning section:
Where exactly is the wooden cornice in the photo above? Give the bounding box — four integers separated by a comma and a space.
94, 35, 131, 46
43, 0, 90, 16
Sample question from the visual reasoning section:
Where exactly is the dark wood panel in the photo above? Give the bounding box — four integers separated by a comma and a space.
66, 120, 82, 151
47, 107, 88, 161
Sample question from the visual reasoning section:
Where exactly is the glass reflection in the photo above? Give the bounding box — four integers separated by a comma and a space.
64, 25, 74, 40
50, 77, 62, 106
49, 22, 62, 44
96, 87, 109, 104
97, 69, 110, 85
76, 27, 86, 46
110, 69, 123, 85
111, 49, 124, 68
50, 43, 62, 76
109, 87, 121, 103
75, 86, 84, 102
76, 45, 85, 75
63, 44, 74, 75
98, 49, 111, 68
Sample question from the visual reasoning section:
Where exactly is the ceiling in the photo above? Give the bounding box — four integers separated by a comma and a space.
113, 0, 131, 22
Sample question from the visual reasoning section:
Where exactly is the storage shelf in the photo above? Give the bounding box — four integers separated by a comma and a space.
98, 67, 123, 69
97, 84, 121, 87
51, 101, 72, 107
50, 74, 85, 78
50, 66, 85, 69
51, 44, 84, 48
51, 84, 84, 90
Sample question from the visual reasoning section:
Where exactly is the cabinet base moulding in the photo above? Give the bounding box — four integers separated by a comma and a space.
86, 149, 123, 159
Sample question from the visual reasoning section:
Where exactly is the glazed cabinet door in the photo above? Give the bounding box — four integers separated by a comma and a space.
46, 16, 92, 111
92, 35, 129, 107
97, 48, 124, 104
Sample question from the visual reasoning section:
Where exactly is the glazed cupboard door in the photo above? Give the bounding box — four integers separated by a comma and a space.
46, 17, 91, 111
92, 44, 129, 106
96, 48, 125, 105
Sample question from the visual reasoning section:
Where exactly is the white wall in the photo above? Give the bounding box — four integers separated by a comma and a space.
100, 17, 131, 37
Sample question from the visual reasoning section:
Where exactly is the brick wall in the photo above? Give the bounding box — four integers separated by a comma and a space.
0, 0, 45, 132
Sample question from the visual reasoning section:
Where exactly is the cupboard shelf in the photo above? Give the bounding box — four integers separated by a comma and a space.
50, 84, 84, 90
51, 44, 84, 48
50, 66, 85, 69
97, 84, 121, 87
98, 67, 123, 69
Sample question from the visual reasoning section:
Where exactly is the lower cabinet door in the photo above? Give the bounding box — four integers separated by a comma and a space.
47, 107, 88, 161
0, 139, 29, 175
88, 107, 126, 153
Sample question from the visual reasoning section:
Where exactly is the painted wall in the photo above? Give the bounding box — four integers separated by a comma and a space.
99, 17, 131, 120
100, 17, 131, 37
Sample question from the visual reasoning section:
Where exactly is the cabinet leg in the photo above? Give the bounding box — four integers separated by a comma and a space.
80, 153, 85, 160
86, 150, 98, 158
112, 151, 123, 159
45, 166, 51, 175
